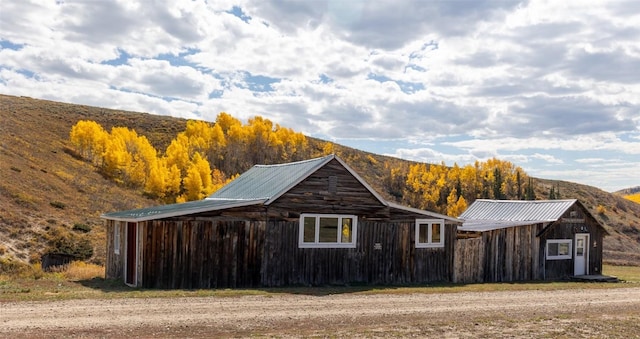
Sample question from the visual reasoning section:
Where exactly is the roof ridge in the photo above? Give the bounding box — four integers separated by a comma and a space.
254, 154, 334, 168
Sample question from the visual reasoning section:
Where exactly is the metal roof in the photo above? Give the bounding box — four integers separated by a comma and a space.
459, 219, 552, 232
460, 199, 577, 221
101, 198, 266, 222
102, 154, 389, 222
207, 154, 388, 206
207, 155, 333, 203
387, 201, 461, 223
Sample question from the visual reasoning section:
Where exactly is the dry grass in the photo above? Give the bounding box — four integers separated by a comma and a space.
0, 264, 638, 303
61, 261, 105, 281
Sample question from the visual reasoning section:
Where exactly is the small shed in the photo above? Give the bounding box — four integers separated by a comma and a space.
102, 155, 461, 288
455, 199, 608, 283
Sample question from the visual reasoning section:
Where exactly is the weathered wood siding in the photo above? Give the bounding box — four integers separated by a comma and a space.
478, 224, 542, 282
453, 237, 485, 283
539, 204, 606, 280
261, 221, 456, 286
141, 220, 265, 289
124, 219, 456, 288
270, 159, 390, 219
105, 220, 125, 280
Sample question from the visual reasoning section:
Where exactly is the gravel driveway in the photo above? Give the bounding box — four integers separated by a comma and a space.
2, 287, 640, 338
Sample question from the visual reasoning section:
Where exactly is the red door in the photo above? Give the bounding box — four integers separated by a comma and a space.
126, 222, 137, 285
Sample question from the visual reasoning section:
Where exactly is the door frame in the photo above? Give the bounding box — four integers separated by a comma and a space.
125, 222, 138, 286
574, 233, 589, 276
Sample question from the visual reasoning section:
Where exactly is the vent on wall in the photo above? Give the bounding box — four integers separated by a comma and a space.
328, 175, 338, 194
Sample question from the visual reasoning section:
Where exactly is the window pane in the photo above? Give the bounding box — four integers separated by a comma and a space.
558, 242, 569, 256
341, 218, 352, 243
548, 243, 559, 256
419, 223, 428, 243
431, 223, 441, 243
303, 217, 316, 243
319, 217, 338, 243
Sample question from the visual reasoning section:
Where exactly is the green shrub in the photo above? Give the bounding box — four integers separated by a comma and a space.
0, 255, 30, 275
45, 227, 93, 261
72, 223, 92, 233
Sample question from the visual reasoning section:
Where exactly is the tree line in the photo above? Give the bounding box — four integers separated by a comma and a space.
70, 114, 536, 216
69, 113, 308, 202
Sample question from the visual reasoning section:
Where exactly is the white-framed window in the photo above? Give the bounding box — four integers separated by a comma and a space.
415, 219, 445, 248
114, 223, 120, 255
299, 214, 357, 248
546, 239, 572, 260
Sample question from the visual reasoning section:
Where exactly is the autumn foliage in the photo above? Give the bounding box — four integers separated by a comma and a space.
70, 113, 308, 202
70, 113, 532, 216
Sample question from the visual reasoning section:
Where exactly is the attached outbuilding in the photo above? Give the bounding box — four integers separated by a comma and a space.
455, 199, 608, 283
102, 155, 461, 288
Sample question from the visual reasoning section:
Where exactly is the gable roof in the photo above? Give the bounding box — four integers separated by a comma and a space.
101, 154, 411, 222
207, 154, 387, 206
458, 199, 578, 232
102, 154, 463, 223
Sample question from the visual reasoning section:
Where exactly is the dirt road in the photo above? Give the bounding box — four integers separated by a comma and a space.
2, 287, 640, 338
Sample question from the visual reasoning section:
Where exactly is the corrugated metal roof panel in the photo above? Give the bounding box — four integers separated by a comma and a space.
101, 198, 265, 222
458, 219, 550, 232
207, 155, 333, 202
459, 199, 576, 222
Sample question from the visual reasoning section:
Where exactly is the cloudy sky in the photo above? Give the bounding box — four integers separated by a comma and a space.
1, 0, 639, 192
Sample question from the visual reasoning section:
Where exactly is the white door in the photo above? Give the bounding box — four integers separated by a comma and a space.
574, 234, 589, 276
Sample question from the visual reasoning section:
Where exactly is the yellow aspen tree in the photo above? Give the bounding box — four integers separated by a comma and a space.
322, 142, 335, 156
165, 164, 182, 197
101, 129, 132, 181
165, 134, 190, 176
145, 159, 168, 198
69, 120, 108, 163
177, 165, 203, 202
215, 112, 242, 134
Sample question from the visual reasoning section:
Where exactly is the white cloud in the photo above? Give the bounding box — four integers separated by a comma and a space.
1, 0, 639, 191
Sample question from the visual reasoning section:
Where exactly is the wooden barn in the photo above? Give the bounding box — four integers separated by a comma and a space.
455, 199, 608, 283
101, 155, 461, 288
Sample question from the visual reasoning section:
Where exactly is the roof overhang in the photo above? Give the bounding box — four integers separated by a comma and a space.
458, 219, 553, 232
100, 198, 266, 222
387, 201, 462, 224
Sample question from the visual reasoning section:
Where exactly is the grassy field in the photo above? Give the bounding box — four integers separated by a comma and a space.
1, 263, 638, 303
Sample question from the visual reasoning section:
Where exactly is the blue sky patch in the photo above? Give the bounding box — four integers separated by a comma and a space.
0, 40, 25, 50
227, 6, 251, 23
243, 72, 280, 92
101, 49, 131, 66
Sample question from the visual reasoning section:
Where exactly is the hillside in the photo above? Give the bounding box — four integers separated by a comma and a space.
1, 94, 639, 266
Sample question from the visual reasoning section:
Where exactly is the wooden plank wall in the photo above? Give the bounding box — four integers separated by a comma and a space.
104, 220, 124, 280
453, 237, 485, 283
141, 220, 265, 289
261, 221, 455, 286
481, 224, 541, 282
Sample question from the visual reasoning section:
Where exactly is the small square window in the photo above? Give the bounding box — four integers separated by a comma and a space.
546, 239, 572, 260
416, 219, 445, 248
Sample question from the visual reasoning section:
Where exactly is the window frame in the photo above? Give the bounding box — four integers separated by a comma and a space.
114, 223, 120, 255
546, 239, 572, 260
298, 213, 358, 248
415, 219, 445, 248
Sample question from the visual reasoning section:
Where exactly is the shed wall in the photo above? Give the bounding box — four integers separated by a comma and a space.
539, 205, 606, 279
473, 224, 542, 283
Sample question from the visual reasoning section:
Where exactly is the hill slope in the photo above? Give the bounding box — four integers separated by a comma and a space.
1, 94, 639, 265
